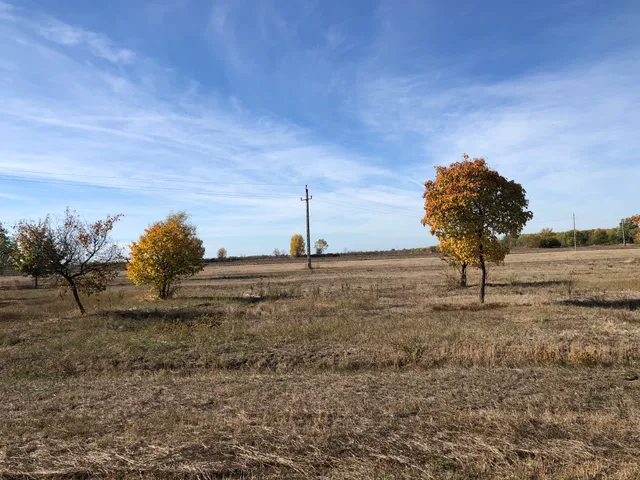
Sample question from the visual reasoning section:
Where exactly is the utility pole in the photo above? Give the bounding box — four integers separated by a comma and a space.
621, 219, 626, 246
573, 213, 577, 252
301, 185, 312, 269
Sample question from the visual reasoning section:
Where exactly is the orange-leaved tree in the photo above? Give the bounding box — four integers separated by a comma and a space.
422, 155, 533, 303
127, 212, 205, 299
631, 215, 640, 242
290, 234, 305, 257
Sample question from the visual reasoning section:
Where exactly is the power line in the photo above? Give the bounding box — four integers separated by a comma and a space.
0, 174, 299, 200
526, 218, 573, 225
1, 171, 421, 216
314, 186, 416, 211
1, 173, 599, 234
6, 169, 422, 212
2, 167, 300, 188
314, 198, 417, 218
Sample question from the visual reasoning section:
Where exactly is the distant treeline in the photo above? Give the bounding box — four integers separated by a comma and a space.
204, 247, 437, 264
502, 220, 638, 249
200, 223, 640, 264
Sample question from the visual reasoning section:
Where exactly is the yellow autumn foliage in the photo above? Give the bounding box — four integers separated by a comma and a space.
438, 236, 506, 269
290, 234, 305, 257
127, 212, 204, 299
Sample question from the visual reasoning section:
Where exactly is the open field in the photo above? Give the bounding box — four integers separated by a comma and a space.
2, 248, 640, 478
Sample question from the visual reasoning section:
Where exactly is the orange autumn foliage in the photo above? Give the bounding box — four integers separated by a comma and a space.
631, 215, 640, 242
422, 155, 533, 302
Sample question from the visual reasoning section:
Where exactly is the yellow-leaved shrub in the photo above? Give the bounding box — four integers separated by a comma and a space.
127, 212, 204, 299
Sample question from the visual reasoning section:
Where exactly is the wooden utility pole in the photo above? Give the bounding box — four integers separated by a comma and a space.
301, 185, 312, 269
573, 213, 577, 252
621, 219, 626, 246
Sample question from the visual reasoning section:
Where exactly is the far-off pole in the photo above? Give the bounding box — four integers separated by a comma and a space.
573, 213, 577, 252
621, 218, 626, 246
301, 185, 312, 269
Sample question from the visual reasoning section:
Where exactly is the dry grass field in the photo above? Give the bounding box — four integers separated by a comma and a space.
2, 248, 640, 479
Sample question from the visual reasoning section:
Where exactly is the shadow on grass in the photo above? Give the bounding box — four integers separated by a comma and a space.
488, 280, 568, 288
0, 284, 37, 291
559, 298, 640, 311
431, 303, 507, 312
101, 295, 285, 323
179, 295, 287, 305
105, 308, 207, 322
186, 274, 277, 282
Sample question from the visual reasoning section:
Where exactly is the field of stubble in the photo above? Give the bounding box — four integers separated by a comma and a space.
1, 248, 640, 479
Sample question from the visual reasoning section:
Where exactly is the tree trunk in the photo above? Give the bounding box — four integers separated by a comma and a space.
70, 282, 86, 314
460, 263, 467, 288
158, 281, 169, 299
479, 251, 486, 304
34, 275, 38, 289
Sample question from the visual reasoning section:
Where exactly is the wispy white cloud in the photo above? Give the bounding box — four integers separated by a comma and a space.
0, 3, 418, 254
0, 191, 24, 201
0, 1, 14, 20
325, 25, 347, 52
0, 7, 393, 187
208, 3, 249, 74
143, 0, 189, 27
37, 18, 135, 64
354, 50, 640, 228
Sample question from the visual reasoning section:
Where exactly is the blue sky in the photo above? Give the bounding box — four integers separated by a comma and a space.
0, 0, 638, 256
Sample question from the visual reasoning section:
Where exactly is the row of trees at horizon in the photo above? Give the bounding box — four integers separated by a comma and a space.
502, 222, 639, 249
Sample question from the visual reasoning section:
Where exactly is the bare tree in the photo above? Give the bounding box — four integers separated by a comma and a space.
48, 209, 124, 314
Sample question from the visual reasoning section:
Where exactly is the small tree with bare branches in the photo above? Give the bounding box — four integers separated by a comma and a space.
47, 209, 123, 313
